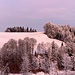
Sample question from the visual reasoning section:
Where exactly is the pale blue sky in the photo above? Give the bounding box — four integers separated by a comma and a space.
0, 0, 75, 31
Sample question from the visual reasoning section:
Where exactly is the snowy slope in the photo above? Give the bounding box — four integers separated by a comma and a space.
0, 32, 65, 48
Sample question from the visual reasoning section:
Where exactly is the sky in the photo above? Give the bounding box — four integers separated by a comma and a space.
0, 0, 75, 31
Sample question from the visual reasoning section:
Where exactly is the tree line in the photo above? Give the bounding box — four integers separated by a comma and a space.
44, 22, 75, 43
0, 38, 75, 75
5, 27, 37, 32
0, 37, 37, 75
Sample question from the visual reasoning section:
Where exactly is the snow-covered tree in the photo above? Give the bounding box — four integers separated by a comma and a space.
44, 22, 75, 43
31, 56, 39, 72
44, 51, 50, 74
49, 61, 58, 75
18, 39, 25, 57
62, 53, 73, 75
43, 22, 58, 38
37, 42, 46, 54
30, 38, 37, 54
51, 41, 58, 62
1, 39, 17, 65
1, 39, 22, 73
23, 37, 37, 72
21, 53, 30, 75
65, 42, 75, 71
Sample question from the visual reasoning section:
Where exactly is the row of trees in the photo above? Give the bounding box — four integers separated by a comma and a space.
0, 37, 37, 74
5, 27, 37, 32
44, 22, 75, 43
0, 38, 75, 75
36, 41, 75, 75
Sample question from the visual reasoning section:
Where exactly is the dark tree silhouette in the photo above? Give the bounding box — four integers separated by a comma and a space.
5, 27, 37, 32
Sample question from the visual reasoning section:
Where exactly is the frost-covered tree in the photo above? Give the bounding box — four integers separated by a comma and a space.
51, 41, 58, 61
18, 39, 25, 57
18, 37, 37, 74
30, 38, 37, 54
37, 42, 46, 54
64, 33, 73, 43
62, 53, 73, 75
21, 37, 37, 74
1, 39, 21, 73
0, 51, 4, 74
49, 41, 59, 75
21, 53, 30, 75
24, 37, 32, 55
47, 47, 51, 75
31, 56, 39, 72
24, 37, 37, 71
44, 51, 50, 74
43, 22, 63, 40
1, 39, 17, 65
57, 45, 65, 70
44, 22, 75, 43
66, 42, 75, 71
44, 22, 58, 38
2, 63, 9, 75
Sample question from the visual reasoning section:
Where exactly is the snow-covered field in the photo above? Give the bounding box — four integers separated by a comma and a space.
0, 32, 65, 48
8, 71, 75, 75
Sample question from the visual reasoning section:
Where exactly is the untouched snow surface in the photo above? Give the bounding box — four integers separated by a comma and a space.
9, 71, 75, 75
0, 32, 65, 48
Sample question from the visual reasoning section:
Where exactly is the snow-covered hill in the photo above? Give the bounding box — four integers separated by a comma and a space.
0, 32, 65, 48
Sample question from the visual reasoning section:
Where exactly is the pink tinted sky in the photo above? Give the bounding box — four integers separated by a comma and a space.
0, 0, 75, 31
